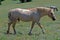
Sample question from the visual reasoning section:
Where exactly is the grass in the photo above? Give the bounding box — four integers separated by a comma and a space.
0, 0, 60, 40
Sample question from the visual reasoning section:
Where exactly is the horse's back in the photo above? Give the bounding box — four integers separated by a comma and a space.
9, 8, 34, 22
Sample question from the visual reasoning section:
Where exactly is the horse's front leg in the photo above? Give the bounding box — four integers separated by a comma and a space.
36, 22, 45, 34
28, 21, 35, 35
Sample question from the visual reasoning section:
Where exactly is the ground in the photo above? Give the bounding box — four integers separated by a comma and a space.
0, 0, 60, 40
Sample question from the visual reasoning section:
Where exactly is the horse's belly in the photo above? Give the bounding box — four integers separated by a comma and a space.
21, 18, 32, 22
21, 19, 31, 22
20, 15, 32, 22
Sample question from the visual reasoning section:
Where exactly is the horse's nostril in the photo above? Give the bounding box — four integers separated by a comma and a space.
52, 17, 56, 21
53, 18, 56, 21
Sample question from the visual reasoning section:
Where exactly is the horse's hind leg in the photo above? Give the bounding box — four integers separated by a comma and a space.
12, 21, 17, 34
7, 21, 12, 34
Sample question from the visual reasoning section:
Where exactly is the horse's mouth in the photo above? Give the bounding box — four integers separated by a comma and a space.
52, 17, 56, 21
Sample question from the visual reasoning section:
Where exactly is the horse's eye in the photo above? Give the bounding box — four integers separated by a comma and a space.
51, 13, 53, 15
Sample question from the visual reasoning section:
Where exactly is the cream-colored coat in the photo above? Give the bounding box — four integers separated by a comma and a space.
8, 7, 54, 22
7, 7, 57, 34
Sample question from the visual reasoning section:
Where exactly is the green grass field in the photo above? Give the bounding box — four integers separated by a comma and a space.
0, 0, 60, 40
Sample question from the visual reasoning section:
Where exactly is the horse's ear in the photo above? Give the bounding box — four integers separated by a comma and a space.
49, 6, 58, 11
55, 8, 58, 11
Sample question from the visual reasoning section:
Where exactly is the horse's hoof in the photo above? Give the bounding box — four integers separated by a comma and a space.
14, 32, 16, 35
6, 31, 9, 34
14, 33, 16, 35
42, 31, 45, 34
28, 33, 32, 35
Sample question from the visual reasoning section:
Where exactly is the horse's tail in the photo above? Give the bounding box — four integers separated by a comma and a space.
8, 12, 11, 20
8, 12, 13, 21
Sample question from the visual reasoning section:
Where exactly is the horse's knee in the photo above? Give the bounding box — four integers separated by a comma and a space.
8, 21, 13, 26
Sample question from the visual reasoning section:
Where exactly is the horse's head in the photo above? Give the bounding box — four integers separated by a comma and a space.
48, 6, 58, 21
47, 9, 56, 21
36, 7, 58, 21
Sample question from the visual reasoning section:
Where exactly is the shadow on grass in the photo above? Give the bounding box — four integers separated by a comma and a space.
3, 32, 23, 35
2, 31, 45, 36
28, 33, 43, 36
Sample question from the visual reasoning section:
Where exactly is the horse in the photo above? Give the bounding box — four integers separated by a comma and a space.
7, 6, 58, 35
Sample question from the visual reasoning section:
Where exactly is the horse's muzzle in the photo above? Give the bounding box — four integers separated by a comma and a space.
52, 17, 56, 21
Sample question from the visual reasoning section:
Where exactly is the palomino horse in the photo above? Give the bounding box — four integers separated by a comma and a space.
7, 6, 58, 35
